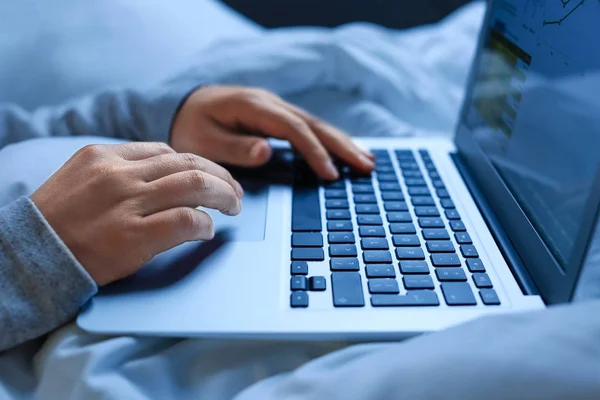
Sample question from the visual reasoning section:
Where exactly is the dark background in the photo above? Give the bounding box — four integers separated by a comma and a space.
220, 0, 475, 29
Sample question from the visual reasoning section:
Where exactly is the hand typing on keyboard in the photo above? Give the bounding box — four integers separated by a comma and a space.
170, 86, 375, 180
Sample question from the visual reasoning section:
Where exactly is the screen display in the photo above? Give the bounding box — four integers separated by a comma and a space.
463, 0, 600, 268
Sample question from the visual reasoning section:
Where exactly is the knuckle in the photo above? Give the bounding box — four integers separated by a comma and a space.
186, 170, 207, 189
181, 153, 203, 171
154, 142, 173, 153
288, 117, 310, 134
76, 144, 105, 160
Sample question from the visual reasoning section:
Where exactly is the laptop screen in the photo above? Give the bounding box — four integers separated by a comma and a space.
455, 0, 600, 302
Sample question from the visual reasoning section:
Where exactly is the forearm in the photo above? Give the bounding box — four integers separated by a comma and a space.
0, 80, 199, 150
0, 197, 97, 352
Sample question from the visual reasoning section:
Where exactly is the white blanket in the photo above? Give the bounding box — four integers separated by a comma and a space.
0, 3, 492, 399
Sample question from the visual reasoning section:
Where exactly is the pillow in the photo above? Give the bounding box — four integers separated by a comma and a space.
0, 0, 262, 109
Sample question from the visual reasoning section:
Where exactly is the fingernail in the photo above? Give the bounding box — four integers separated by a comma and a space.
325, 160, 340, 180
359, 154, 375, 168
234, 181, 244, 199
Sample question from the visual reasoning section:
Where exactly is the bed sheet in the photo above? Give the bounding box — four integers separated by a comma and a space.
0, 3, 503, 400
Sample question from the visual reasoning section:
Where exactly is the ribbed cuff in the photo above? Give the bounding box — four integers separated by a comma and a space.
0, 197, 97, 343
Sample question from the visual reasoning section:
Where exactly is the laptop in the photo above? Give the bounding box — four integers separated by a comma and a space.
77, 0, 600, 339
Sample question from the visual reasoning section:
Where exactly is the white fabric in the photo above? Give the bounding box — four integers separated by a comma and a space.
0, 0, 262, 109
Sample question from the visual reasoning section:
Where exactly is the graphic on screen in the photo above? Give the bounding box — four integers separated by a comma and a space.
464, 0, 600, 267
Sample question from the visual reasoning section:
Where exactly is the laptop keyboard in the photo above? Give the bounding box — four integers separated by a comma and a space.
289, 149, 501, 309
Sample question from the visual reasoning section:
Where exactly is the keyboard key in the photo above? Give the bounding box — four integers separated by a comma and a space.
403, 170, 423, 179
292, 182, 321, 232
327, 221, 353, 231
403, 275, 435, 290
398, 162, 420, 170
450, 220, 467, 232
324, 189, 347, 199
375, 165, 395, 173
441, 199, 455, 209
418, 218, 445, 228
431, 253, 461, 267
326, 199, 349, 209
359, 226, 386, 237
328, 232, 356, 244
358, 215, 383, 226
309, 276, 327, 291
441, 282, 477, 306
422, 229, 450, 240
387, 212, 412, 223
472, 273, 493, 288
380, 182, 402, 191
437, 189, 450, 199
384, 202, 409, 212
411, 197, 436, 206
396, 247, 426, 260
291, 261, 309, 275
363, 251, 393, 264
330, 258, 360, 271
454, 232, 472, 244
399, 260, 430, 274
414, 207, 440, 217
354, 194, 378, 203
480, 288, 501, 305
377, 174, 398, 182
408, 187, 430, 196
351, 177, 372, 184
466, 258, 486, 272
324, 180, 346, 189
355, 204, 380, 214
329, 244, 358, 257
405, 178, 427, 186
365, 264, 396, 278
331, 272, 365, 307
382, 192, 404, 201
326, 210, 351, 220
429, 171, 440, 179
368, 279, 400, 294
361, 238, 389, 250
352, 185, 375, 194
291, 232, 323, 247
395, 149, 414, 158
389, 223, 417, 234
291, 276, 308, 291
431, 180, 445, 189
371, 291, 440, 307
460, 245, 479, 258
290, 292, 309, 308
292, 248, 325, 261
426, 241, 455, 253
435, 268, 467, 282
444, 210, 461, 220
392, 234, 420, 247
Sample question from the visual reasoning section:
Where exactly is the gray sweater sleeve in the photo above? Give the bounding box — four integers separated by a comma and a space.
0, 197, 97, 351
0, 79, 199, 149
0, 80, 202, 351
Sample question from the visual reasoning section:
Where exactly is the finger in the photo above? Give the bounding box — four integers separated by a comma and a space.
135, 152, 244, 198
142, 170, 241, 216
222, 96, 339, 180
278, 101, 375, 173
199, 124, 273, 168
143, 207, 215, 254
114, 142, 175, 161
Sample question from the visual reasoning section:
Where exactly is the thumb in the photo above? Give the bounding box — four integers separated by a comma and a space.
207, 126, 273, 167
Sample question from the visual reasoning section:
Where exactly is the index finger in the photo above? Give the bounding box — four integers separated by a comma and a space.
280, 101, 375, 174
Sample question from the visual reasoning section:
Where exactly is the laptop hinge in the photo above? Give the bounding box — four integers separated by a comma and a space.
451, 152, 540, 296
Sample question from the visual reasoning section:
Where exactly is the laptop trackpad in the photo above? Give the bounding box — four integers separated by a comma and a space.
202, 179, 269, 242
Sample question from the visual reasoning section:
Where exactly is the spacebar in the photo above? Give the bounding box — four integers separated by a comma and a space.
292, 184, 322, 232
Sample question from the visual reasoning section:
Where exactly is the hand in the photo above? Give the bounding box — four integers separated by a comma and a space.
171, 86, 375, 180
30, 142, 244, 286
